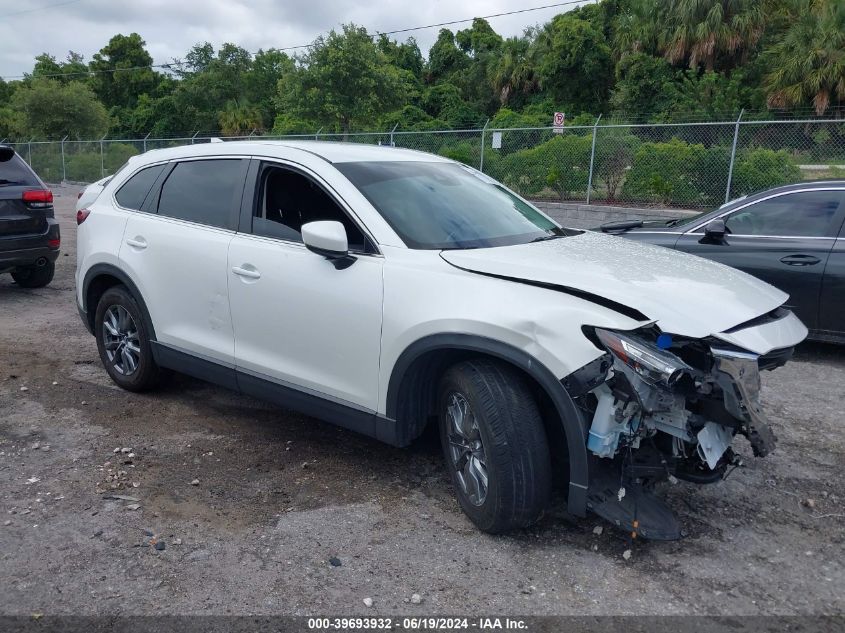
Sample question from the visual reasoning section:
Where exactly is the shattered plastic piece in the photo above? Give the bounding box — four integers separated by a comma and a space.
617, 487, 626, 502
622, 549, 632, 560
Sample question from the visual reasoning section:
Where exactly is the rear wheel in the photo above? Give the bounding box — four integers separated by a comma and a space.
94, 285, 161, 392
11, 261, 55, 288
438, 359, 551, 533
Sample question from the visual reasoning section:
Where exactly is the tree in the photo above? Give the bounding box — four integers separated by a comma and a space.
277, 24, 408, 133
11, 78, 109, 139
489, 35, 539, 108
218, 99, 263, 135
762, 0, 845, 114
245, 49, 294, 127
535, 13, 613, 115
428, 29, 469, 81
30, 52, 89, 83
616, 0, 766, 71
89, 34, 161, 110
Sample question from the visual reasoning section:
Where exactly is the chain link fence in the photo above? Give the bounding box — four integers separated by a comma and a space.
4, 117, 845, 209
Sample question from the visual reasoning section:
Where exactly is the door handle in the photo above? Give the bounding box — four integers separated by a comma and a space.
780, 254, 821, 266
125, 237, 147, 250
231, 265, 261, 280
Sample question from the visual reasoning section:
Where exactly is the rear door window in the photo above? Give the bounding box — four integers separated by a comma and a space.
156, 159, 245, 230
726, 190, 844, 238
114, 164, 166, 210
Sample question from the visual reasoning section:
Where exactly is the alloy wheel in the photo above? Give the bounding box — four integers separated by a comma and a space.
446, 392, 489, 506
102, 305, 141, 376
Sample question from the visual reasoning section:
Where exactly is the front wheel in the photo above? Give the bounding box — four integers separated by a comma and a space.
438, 359, 551, 533
94, 285, 162, 392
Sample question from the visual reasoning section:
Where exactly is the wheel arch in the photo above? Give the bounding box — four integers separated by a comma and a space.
81, 264, 157, 342
385, 333, 590, 516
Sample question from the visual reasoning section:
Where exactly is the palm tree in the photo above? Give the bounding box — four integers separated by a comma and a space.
617, 0, 766, 71
489, 36, 538, 106
218, 99, 263, 136
763, 0, 845, 114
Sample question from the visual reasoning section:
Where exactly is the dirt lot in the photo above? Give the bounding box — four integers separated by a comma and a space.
0, 185, 843, 616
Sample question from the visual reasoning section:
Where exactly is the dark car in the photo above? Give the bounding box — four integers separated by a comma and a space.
598, 181, 845, 343
0, 145, 60, 288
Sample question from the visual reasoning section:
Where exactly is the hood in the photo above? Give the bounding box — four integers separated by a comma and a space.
440, 231, 789, 340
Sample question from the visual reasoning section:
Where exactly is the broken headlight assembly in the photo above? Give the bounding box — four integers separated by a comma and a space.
578, 327, 779, 540
594, 328, 692, 388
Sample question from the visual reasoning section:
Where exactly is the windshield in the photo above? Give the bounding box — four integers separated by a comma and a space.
335, 161, 571, 249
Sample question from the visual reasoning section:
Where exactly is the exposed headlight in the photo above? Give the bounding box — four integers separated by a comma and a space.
595, 328, 691, 388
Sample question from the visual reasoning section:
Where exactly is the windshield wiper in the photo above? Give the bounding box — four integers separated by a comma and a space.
529, 234, 564, 243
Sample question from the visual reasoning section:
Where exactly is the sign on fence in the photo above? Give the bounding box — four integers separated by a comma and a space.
491, 131, 502, 149
553, 112, 565, 133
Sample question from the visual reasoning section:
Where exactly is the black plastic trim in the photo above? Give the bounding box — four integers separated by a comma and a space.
80, 264, 157, 340
386, 333, 591, 516
150, 342, 401, 446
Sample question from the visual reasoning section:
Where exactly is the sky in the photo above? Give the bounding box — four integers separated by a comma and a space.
0, 0, 588, 80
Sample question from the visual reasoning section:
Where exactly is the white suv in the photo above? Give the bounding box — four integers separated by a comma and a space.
76, 141, 807, 538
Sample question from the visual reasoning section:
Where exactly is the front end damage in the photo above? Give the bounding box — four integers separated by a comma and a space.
570, 323, 793, 540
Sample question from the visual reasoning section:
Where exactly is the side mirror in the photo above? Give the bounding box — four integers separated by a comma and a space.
0, 145, 15, 163
704, 218, 726, 240
301, 220, 355, 269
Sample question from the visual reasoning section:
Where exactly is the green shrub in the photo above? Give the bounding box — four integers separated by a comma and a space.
593, 132, 641, 201
437, 140, 479, 166
732, 148, 800, 196
500, 133, 592, 200
623, 138, 730, 206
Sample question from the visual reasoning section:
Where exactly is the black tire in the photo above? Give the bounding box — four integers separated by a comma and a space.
438, 359, 551, 533
94, 285, 161, 392
11, 261, 55, 288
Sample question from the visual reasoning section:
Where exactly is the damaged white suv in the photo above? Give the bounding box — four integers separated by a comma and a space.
76, 142, 807, 538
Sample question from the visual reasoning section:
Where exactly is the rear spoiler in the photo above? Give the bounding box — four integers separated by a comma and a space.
599, 219, 643, 233
0, 145, 14, 162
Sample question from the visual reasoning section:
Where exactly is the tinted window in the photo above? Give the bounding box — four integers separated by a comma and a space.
726, 191, 843, 237
157, 159, 243, 229
336, 161, 569, 249
114, 164, 165, 210
0, 154, 39, 187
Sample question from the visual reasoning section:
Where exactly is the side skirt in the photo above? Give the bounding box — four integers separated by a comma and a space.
151, 342, 400, 446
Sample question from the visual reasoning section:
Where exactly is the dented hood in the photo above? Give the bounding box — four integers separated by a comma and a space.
440, 231, 789, 340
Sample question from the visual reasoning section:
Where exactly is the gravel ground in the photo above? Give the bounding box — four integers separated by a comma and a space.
0, 185, 843, 616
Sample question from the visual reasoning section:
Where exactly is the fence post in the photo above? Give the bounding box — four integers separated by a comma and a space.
586, 113, 603, 204
479, 119, 490, 172
28, 138, 33, 166
390, 123, 399, 147
100, 134, 107, 178
143, 131, 151, 153
315, 127, 322, 141
191, 131, 199, 145
60, 135, 68, 182
725, 109, 744, 204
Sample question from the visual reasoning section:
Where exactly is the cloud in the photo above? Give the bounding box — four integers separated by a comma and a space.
0, 0, 574, 79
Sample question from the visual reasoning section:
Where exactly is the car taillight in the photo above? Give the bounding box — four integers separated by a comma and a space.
76, 209, 91, 225
48, 238, 61, 249
22, 189, 53, 205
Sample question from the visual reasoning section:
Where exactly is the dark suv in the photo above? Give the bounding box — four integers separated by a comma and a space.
0, 145, 60, 288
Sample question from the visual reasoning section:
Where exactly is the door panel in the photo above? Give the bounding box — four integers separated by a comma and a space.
817, 227, 845, 338
673, 234, 830, 330
228, 234, 384, 410
673, 190, 844, 331
119, 214, 235, 362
